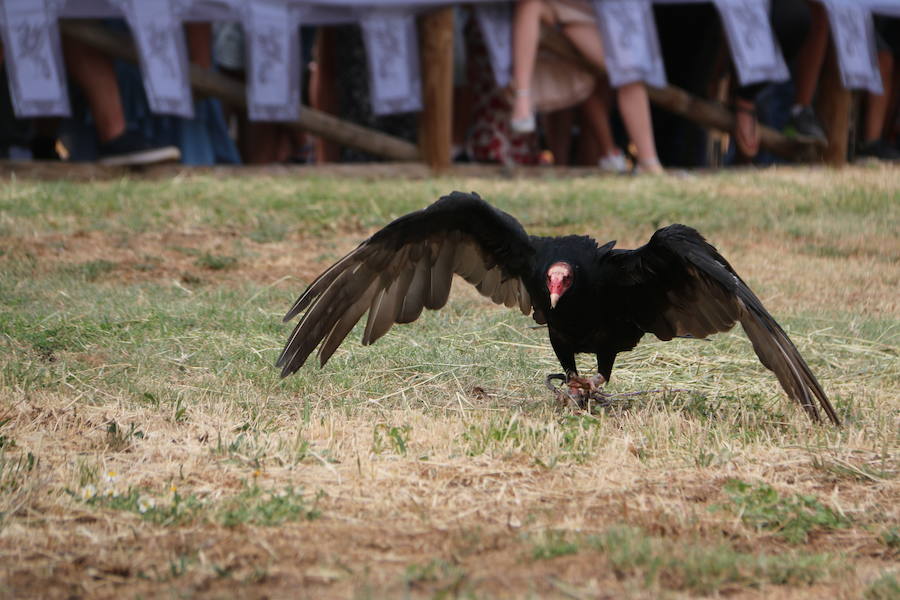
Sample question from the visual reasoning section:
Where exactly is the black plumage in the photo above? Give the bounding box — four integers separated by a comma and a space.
277, 192, 839, 425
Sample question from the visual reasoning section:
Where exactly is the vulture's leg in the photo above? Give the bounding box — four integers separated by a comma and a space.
597, 352, 616, 383
548, 328, 578, 380
547, 330, 588, 407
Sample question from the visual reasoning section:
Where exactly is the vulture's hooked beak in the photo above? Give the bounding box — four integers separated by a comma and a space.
546, 262, 573, 310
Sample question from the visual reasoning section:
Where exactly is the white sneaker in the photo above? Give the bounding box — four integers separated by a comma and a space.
510, 113, 536, 134
598, 152, 628, 173
509, 86, 536, 134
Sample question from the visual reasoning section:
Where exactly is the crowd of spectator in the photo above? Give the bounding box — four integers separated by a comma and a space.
0, 1, 898, 171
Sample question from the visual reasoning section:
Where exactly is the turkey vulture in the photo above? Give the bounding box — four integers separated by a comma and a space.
277, 192, 838, 425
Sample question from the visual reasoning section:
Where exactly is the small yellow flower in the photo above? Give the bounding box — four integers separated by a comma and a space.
102, 470, 118, 484
253, 469, 261, 479
103, 487, 115, 498
80, 484, 97, 500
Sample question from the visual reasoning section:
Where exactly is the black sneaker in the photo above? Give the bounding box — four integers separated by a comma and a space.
98, 131, 180, 166
783, 106, 827, 144
856, 139, 900, 161
30, 136, 60, 160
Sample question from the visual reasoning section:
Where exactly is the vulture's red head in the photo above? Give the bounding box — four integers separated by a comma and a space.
546, 262, 574, 309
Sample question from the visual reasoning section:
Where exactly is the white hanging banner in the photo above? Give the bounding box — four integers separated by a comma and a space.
0, 0, 69, 117
117, 0, 194, 117
823, 0, 882, 93
360, 9, 421, 115
473, 3, 513, 88
714, 0, 789, 86
592, 0, 666, 88
244, 0, 300, 121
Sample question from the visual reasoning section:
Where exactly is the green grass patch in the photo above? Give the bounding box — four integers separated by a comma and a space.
716, 479, 850, 543
528, 525, 837, 594
72, 482, 321, 527
865, 572, 900, 600
194, 252, 238, 270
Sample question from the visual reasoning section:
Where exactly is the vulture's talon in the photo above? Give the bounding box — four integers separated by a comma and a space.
546, 373, 612, 410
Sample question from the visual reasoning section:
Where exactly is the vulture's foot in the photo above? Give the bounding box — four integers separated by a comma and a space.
545, 373, 610, 410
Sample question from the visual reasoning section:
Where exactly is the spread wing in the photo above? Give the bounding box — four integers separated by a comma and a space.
276, 192, 537, 377
606, 224, 839, 425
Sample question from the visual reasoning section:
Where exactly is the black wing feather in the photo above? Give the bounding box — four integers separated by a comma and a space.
608, 224, 839, 425
277, 192, 537, 377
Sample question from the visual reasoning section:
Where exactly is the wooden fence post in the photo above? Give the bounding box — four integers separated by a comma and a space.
418, 8, 455, 171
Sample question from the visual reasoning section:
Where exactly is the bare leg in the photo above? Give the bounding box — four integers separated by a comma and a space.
560, 23, 619, 160
185, 23, 212, 70
61, 37, 125, 143
578, 84, 618, 158
885, 56, 900, 143
734, 96, 760, 159
864, 49, 894, 143
563, 23, 660, 171
793, 1, 828, 107
560, 22, 604, 71
574, 115, 603, 165
543, 108, 575, 164
510, 0, 547, 123
617, 82, 662, 171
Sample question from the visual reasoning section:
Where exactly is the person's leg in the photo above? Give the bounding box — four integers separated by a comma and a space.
510, 0, 547, 125
185, 23, 212, 69
792, 0, 827, 108
726, 0, 810, 159
61, 37, 125, 143
865, 49, 894, 143
733, 93, 760, 159
578, 84, 617, 158
616, 82, 661, 171
62, 32, 180, 165
542, 107, 574, 164
771, 0, 811, 62
857, 47, 900, 160
885, 56, 900, 144
563, 22, 660, 171
560, 22, 617, 160
559, 21, 603, 71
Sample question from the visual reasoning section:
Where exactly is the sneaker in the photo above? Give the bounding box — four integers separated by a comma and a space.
98, 131, 181, 166
30, 136, 60, 160
783, 105, 827, 144
510, 113, 536, 134
856, 139, 900, 161
598, 151, 628, 173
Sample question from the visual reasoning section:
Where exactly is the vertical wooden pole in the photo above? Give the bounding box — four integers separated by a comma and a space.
816, 40, 851, 166
418, 7, 454, 171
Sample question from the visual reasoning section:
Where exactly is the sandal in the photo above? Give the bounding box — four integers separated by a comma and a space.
734, 98, 760, 159
634, 157, 664, 175
509, 87, 536, 134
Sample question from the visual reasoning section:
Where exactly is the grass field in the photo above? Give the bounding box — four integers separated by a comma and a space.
0, 165, 897, 599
